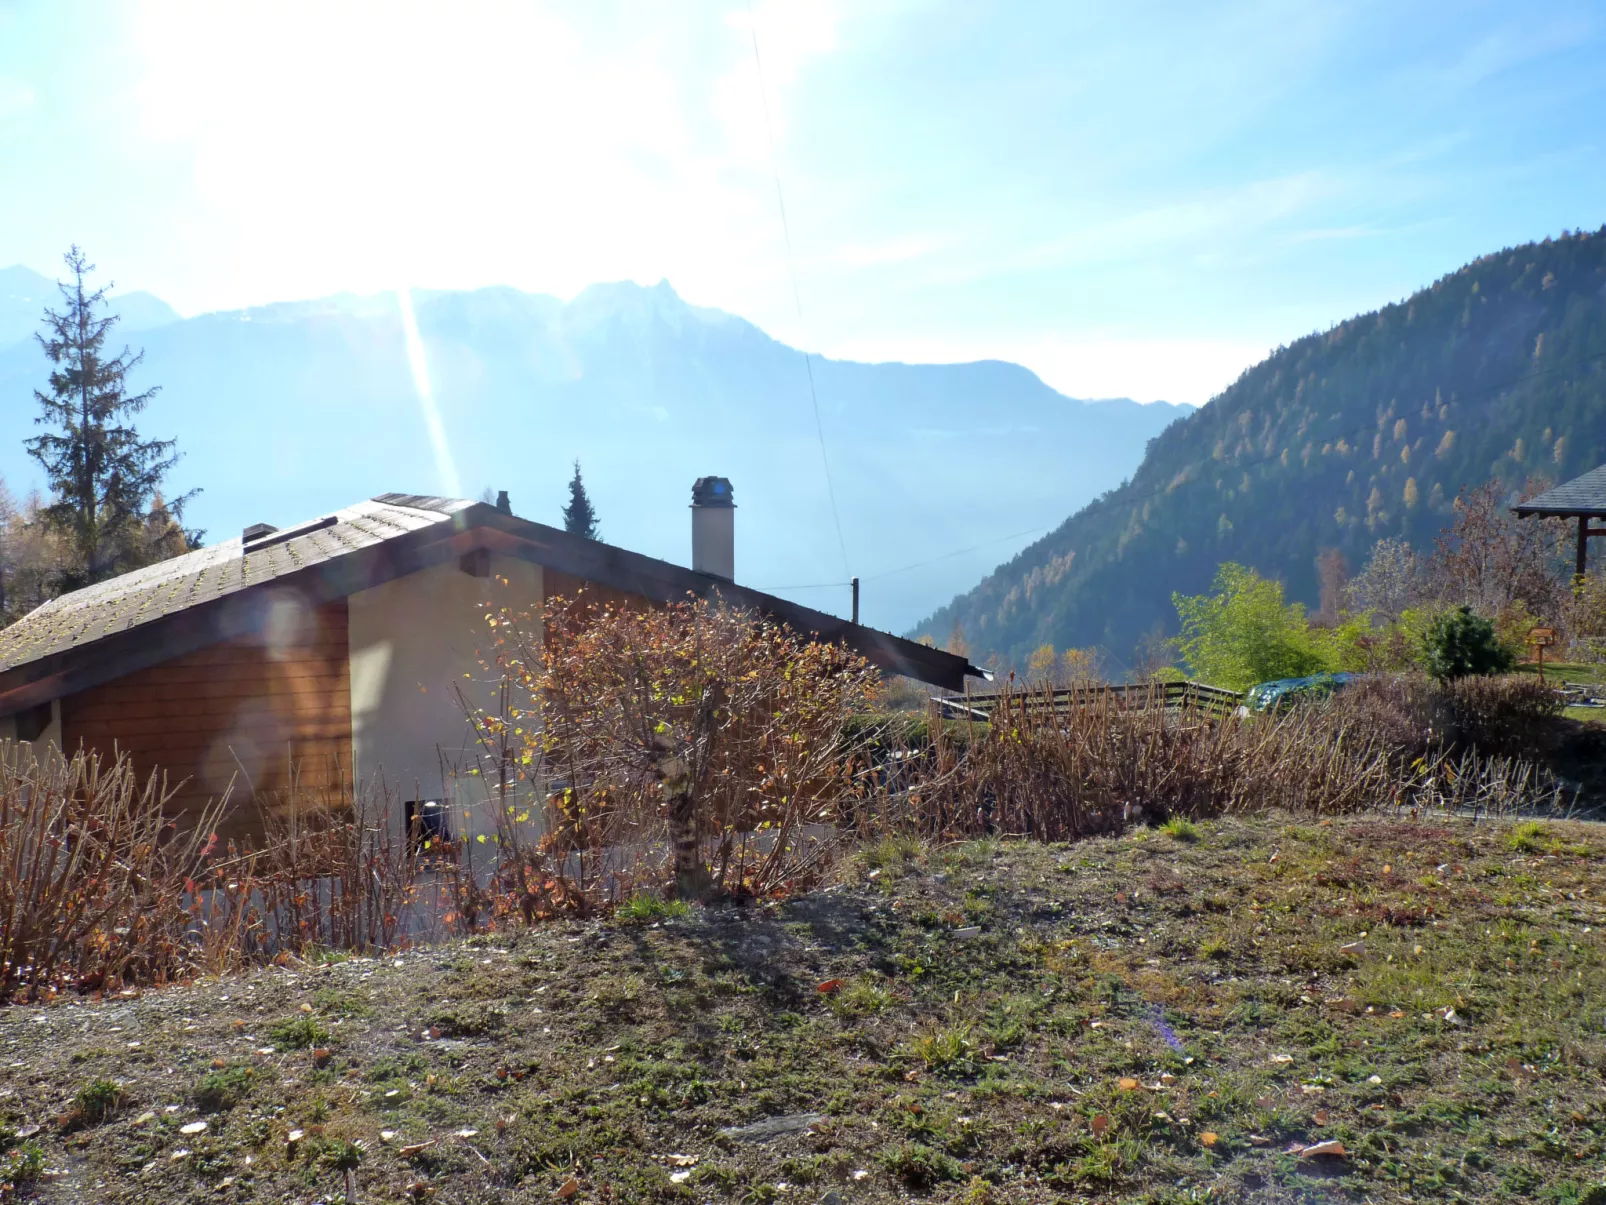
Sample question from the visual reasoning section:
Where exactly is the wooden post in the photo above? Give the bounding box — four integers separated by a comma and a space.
1581, 515, 1591, 580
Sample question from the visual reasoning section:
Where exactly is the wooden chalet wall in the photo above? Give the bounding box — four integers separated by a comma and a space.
60, 600, 352, 839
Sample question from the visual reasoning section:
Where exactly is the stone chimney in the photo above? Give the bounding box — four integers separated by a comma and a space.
691, 477, 735, 580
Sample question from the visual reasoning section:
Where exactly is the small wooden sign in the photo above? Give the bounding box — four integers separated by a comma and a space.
1527, 626, 1557, 647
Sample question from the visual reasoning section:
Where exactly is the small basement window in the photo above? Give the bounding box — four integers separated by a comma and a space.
13, 701, 52, 743
404, 799, 453, 855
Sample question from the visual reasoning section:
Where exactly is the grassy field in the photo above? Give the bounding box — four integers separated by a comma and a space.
3, 813, 1605, 1204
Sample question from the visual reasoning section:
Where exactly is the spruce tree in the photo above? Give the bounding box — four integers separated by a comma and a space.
26, 246, 196, 586
562, 459, 599, 539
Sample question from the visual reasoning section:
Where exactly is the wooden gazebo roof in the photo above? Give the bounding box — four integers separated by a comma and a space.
1512, 464, 1606, 577
1511, 465, 1606, 519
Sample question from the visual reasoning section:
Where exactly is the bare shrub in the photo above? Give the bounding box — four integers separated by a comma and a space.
466, 592, 883, 903
0, 745, 221, 1002
887, 679, 1566, 842
199, 783, 432, 960
1426, 479, 1571, 619
1325, 672, 1563, 762
887, 682, 1409, 841
1432, 674, 1564, 758
0, 741, 450, 1000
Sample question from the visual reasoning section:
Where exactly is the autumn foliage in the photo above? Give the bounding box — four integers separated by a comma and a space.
467, 593, 883, 903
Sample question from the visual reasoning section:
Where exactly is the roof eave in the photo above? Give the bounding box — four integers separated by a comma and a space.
1511, 505, 1606, 518
0, 501, 981, 710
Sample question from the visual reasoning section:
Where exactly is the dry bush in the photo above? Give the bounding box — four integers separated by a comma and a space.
1326, 672, 1563, 761
466, 592, 883, 903
894, 684, 1407, 840
1427, 674, 1563, 758
0, 745, 221, 1002
0, 742, 451, 1000
886, 680, 1567, 843
197, 785, 435, 960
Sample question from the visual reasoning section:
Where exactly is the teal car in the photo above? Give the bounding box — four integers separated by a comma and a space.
1244, 671, 1361, 713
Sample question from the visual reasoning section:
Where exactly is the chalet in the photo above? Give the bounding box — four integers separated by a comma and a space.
0, 482, 981, 838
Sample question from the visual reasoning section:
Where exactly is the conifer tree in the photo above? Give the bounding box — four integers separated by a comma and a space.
562, 459, 599, 540
26, 246, 196, 586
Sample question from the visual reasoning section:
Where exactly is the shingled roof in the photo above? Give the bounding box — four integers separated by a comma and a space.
0, 496, 467, 674
0, 493, 982, 712
1511, 465, 1606, 518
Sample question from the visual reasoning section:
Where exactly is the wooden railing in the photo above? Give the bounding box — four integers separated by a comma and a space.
934, 679, 1243, 721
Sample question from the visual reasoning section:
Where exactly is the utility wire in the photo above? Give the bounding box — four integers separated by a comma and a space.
865, 525, 1054, 581
755, 525, 1053, 592
752, 581, 854, 591
745, 0, 852, 579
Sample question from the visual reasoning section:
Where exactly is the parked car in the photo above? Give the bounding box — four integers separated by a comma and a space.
1243, 671, 1361, 713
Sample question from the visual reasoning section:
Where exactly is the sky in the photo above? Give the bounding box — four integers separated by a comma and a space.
0, 0, 1603, 406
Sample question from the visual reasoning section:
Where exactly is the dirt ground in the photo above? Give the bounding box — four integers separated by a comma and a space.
3, 812, 1605, 1204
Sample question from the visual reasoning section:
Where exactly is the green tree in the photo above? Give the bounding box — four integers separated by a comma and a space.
1421, 604, 1515, 681
1172, 563, 1333, 690
26, 246, 196, 587
561, 458, 599, 540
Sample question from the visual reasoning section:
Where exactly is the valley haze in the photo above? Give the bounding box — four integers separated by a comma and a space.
0, 264, 1190, 633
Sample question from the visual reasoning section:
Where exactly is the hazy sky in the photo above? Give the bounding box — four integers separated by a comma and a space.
1, 0, 1603, 404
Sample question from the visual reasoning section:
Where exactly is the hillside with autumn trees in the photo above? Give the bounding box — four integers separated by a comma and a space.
919, 227, 1606, 671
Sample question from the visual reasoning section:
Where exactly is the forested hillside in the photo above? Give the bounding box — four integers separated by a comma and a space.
918, 227, 1606, 671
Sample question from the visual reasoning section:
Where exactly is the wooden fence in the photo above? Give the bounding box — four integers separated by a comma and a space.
934, 679, 1243, 722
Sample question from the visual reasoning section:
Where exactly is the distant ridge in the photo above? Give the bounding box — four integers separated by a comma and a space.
0, 264, 180, 347
0, 276, 1189, 632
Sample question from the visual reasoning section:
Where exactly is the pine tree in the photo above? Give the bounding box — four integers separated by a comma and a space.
27, 247, 196, 587
562, 459, 599, 540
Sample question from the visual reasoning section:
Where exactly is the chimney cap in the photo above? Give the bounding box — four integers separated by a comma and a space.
242, 522, 278, 543
691, 476, 735, 508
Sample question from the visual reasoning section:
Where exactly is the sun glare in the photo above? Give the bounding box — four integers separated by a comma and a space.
396, 286, 461, 499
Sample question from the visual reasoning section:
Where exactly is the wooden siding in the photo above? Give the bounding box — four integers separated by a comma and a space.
60, 600, 352, 838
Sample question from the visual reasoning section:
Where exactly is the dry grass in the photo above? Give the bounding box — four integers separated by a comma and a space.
3, 814, 1603, 1203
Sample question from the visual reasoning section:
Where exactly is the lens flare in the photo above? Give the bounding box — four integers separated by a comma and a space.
397, 287, 462, 498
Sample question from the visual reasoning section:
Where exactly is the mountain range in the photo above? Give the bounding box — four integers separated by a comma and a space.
0, 266, 1190, 632
916, 227, 1606, 672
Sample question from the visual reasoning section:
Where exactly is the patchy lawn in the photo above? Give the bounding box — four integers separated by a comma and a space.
4, 814, 1606, 1204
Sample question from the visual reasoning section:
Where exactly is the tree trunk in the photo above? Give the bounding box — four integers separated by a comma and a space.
651, 733, 712, 900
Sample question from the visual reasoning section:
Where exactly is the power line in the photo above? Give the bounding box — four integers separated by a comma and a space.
754, 525, 1054, 593
864, 525, 1054, 581
751, 580, 853, 592
745, 0, 851, 579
